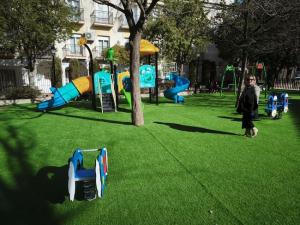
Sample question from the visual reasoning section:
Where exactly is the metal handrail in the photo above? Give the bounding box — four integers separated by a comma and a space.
63, 44, 86, 57
91, 10, 113, 25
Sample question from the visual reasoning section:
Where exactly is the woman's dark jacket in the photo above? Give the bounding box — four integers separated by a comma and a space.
237, 86, 258, 114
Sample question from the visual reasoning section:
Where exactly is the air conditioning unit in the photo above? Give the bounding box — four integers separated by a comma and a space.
84, 32, 94, 41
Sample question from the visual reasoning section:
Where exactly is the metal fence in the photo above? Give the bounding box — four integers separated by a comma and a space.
0, 68, 17, 92
273, 79, 300, 90
0, 68, 52, 95
35, 74, 51, 93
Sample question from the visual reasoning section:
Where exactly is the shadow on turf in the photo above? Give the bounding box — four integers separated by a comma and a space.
289, 98, 300, 135
0, 104, 44, 121
218, 116, 242, 122
0, 123, 75, 225
35, 165, 69, 203
154, 121, 239, 136
47, 111, 132, 125
35, 165, 89, 202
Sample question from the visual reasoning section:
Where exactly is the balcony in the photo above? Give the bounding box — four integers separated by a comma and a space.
63, 45, 86, 59
70, 8, 85, 25
92, 47, 105, 60
119, 16, 129, 31
91, 10, 114, 28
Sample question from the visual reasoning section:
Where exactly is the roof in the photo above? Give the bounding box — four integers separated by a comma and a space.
140, 39, 159, 56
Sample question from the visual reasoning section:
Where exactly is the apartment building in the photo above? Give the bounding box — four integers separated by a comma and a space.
57, 0, 136, 90
0, 0, 236, 94
0, 0, 136, 94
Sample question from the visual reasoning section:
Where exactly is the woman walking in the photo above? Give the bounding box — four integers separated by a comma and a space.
237, 75, 259, 137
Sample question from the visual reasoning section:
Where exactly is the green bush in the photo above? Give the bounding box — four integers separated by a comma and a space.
4, 86, 41, 100
54, 57, 63, 88
68, 59, 88, 80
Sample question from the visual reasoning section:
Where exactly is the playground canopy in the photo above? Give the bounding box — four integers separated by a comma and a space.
140, 39, 159, 56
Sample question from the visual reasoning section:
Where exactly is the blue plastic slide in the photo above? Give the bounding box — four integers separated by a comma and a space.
37, 83, 81, 111
37, 71, 111, 111
164, 73, 190, 103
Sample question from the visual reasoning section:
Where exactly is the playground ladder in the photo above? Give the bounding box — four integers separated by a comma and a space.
110, 74, 117, 112
97, 74, 117, 113
97, 80, 104, 113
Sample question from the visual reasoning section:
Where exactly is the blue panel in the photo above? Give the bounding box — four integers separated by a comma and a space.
58, 82, 80, 102
123, 77, 132, 92
76, 169, 96, 179
70, 148, 84, 174
94, 70, 112, 94
118, 65, 156, 92
140, 65, 156, 88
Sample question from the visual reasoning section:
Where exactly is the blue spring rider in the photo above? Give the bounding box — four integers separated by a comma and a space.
265, 93, 288, 119
68, 147, 108, 201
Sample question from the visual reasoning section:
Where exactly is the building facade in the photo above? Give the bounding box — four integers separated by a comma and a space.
0, 0, 134, 94
56, 0, 133, 91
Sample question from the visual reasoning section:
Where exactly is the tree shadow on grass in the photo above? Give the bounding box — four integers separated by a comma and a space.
35, 165, 69, 204
0, 124, 74, 225
0, 104, 44, 121
289, 98, 300, 136
154, 121, 239, 136
47, 111, 132, 125
186, 94, 237, 108
68, 100, 133, 113
35, 164, 89, 202
117, 107, 132, 113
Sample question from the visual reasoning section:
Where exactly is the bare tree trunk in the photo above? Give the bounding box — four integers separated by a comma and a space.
28, 66, 36, 88
130, 31, 144, 126
27, 56, 35, 87
28, 71, 35, 87
235, 52, 248, 107
176, 63, 184, 75
235, 0, 250, 107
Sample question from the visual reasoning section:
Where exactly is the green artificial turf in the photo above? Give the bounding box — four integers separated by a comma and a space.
0, 93, 299, 225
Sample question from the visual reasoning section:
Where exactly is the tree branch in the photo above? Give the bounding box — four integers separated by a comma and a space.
136, 0, 146, 18
145, 0, 159, 16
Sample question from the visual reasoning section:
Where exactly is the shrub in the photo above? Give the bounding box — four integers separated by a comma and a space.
4, 86, 41, 100
68, 59, 88, 80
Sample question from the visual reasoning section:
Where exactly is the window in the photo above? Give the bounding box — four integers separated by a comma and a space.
67, 0, 80, 8
98, 36, 110, 56
69, 34, 83, 55
95, 4, 110, 23
67, 0, 84, 22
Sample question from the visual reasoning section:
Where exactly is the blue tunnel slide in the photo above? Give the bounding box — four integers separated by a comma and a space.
164, 73, 190, 103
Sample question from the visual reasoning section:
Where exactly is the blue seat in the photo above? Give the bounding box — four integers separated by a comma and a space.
68, 147, 108, 201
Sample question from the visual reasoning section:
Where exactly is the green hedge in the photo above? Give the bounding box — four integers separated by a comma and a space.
4, 86, 41, 100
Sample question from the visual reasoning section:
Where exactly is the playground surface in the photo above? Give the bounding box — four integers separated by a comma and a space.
0, 93, 299, 225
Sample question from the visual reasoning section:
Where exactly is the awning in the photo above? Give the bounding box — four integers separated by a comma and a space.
140, 39, 159, 56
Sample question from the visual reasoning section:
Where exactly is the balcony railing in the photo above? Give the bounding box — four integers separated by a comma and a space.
63, 45, 86, 58
70, 8, 84, 24
119, 15, 129, 29
91, 10, 113, 26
